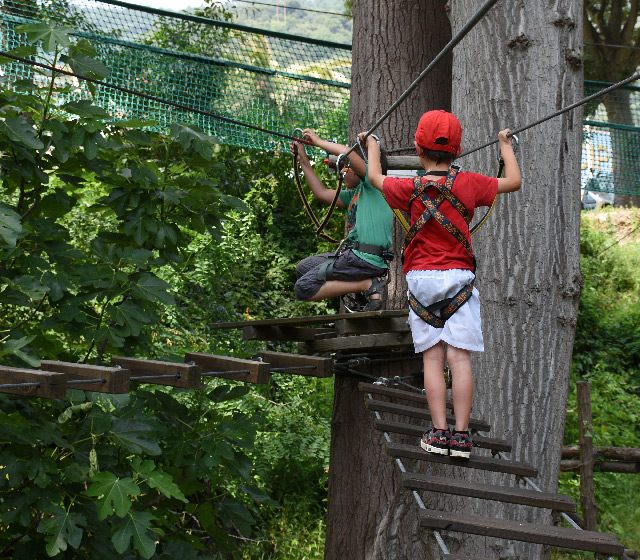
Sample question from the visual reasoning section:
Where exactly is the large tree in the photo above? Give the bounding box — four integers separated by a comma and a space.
325, 1, 583, 558
583, 0, 640, 205
324, 1, 452, 558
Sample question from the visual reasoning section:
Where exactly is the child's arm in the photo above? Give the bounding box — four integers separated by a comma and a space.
497, 128, 521, 193
360, 132, 386, 192
291, 141, 346, 208
303, 128, 366, 178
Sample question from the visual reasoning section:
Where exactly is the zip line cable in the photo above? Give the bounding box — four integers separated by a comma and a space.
340, 0, 500, 162
0, 50, 312, 147
230, 0, 351, 18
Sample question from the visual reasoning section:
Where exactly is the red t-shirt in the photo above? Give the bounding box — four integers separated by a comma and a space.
383, 172, 498, 273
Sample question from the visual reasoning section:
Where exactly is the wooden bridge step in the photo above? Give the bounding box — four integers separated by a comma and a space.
387, 443, 538, 477
374, 419, 512, 453
359, 381, 452, 408
403, 472, 576, 512
419, 509, 625, 555
366, 398, 491, 432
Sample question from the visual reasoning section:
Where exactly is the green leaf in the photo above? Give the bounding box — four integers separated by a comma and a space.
0, 116, 45, 150
37, 506, 85, 556
16, 23, 71, 52
63, 100, 110, 120
62, 53, 110, 80
0, 202, 22, 247
112, 511, 157, 559
109, 300, 155, 337
86, 472, 140, 520
111, 419, 161, 456
132, 273, 175, 305
13, 275, 49, 300
0, 45, 37, 65
132, 459, 187, 502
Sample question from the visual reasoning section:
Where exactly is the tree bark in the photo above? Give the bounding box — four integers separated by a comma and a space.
325, 1, 452, 559
448, 2, 583, 559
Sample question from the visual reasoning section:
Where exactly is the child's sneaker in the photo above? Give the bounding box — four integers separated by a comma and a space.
420, 428, 451, 456
449, 430, 473, 459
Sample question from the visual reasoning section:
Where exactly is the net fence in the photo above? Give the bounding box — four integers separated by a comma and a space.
0, 0, 351, 151
0, 1, 638, 196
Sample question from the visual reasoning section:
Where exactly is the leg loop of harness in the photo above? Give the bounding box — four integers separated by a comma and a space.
408, 280, 474, 328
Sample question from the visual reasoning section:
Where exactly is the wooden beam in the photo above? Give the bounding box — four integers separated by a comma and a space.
112, 357, 201, 389
562, 445, 640, 462
243, 325, 336, 342
41, 360, 130, 393
0, 367, 67, 399
577, 381, 597, 530
335, 315, 409, 336
257, 351, 333, 378
560, 460, 640, 474
185, 353, 270, 384
211, 309, 407, 329
301, 332, 414, 353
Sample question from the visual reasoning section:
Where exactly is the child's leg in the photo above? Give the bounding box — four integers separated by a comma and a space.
446, 345, 473, 431
423, 341, 448, 429
310, 278, 372, 301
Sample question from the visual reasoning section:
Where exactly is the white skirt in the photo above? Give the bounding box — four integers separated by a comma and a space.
406, 269, 484, 353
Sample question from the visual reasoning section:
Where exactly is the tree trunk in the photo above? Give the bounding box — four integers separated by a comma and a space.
448, 2, 583, 559
324, 1, 452, 559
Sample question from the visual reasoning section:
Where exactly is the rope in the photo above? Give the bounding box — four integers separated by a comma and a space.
232, 0, 352, 19
0, 51, 313, 147
340, 0, 500, 163
596, 222, 640, 257
387, 71, 640, 156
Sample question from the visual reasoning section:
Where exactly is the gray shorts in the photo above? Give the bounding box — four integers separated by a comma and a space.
294, 249, 387, 301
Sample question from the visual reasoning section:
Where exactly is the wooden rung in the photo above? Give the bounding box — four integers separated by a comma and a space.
257, 351, 333, 378
444, 555, 491, 560
41, 360, 130, 393
365, 398, 491, 432
359, 382, 453, 410
387, 442, 538, 477
419, 509, 624, 555
300, 331, 414, 353
374, 419, 512, 453
335, 315, 409, 336
0, 367, 67, 399
403, 472, 576, 512
112, 357, 201, 389
185, 353, 269, 384
211, 309, 406, 330
243, 325, 336, 342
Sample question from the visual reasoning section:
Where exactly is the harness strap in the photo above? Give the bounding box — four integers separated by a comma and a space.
408, 281, 474, 329
346, 241, 394, 261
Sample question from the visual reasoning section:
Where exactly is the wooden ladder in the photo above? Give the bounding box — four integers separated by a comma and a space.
359, 381, 626, 557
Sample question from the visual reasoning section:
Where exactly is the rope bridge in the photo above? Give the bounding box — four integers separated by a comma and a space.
0, 0, 638, 196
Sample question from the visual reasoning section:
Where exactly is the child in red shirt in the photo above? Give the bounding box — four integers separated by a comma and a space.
362, 110, 520, 458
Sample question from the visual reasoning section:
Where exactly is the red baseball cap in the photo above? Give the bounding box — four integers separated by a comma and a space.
414, 110, 462, 155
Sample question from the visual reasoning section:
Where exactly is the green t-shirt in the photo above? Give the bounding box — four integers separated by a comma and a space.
338, 173, 394, 269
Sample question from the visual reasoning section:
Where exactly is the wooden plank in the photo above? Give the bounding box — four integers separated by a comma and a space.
387, 442, 538, 477
328, 153, 420, 171
112, 357, 201, 389
301, 332, 414, 353
212, 309, 407, 329
41, 360, 130, 393
444, 555, 491, 560
0, 367, 67, 399
365, 398, 491, 432
562, 445, 640, 462
419, 509, 624, 555
374, 419, 512, 453
335, 316, 409, 336
243, 325, 336, 342
257, 351, 333, 378
561, 460, 640, 474
185, 353, 269, 384
403, 472, 576, 512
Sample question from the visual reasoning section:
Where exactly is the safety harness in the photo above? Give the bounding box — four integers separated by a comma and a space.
404, 164, 476, 328
316, 238, 394, 282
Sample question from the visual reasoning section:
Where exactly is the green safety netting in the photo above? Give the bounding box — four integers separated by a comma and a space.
0, 0, 351, 151
0, 1, 638, 196
582, 81, 640, 196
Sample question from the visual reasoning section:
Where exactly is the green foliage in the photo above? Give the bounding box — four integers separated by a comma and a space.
0, 385, 269, 558
559, 211, 640, 551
